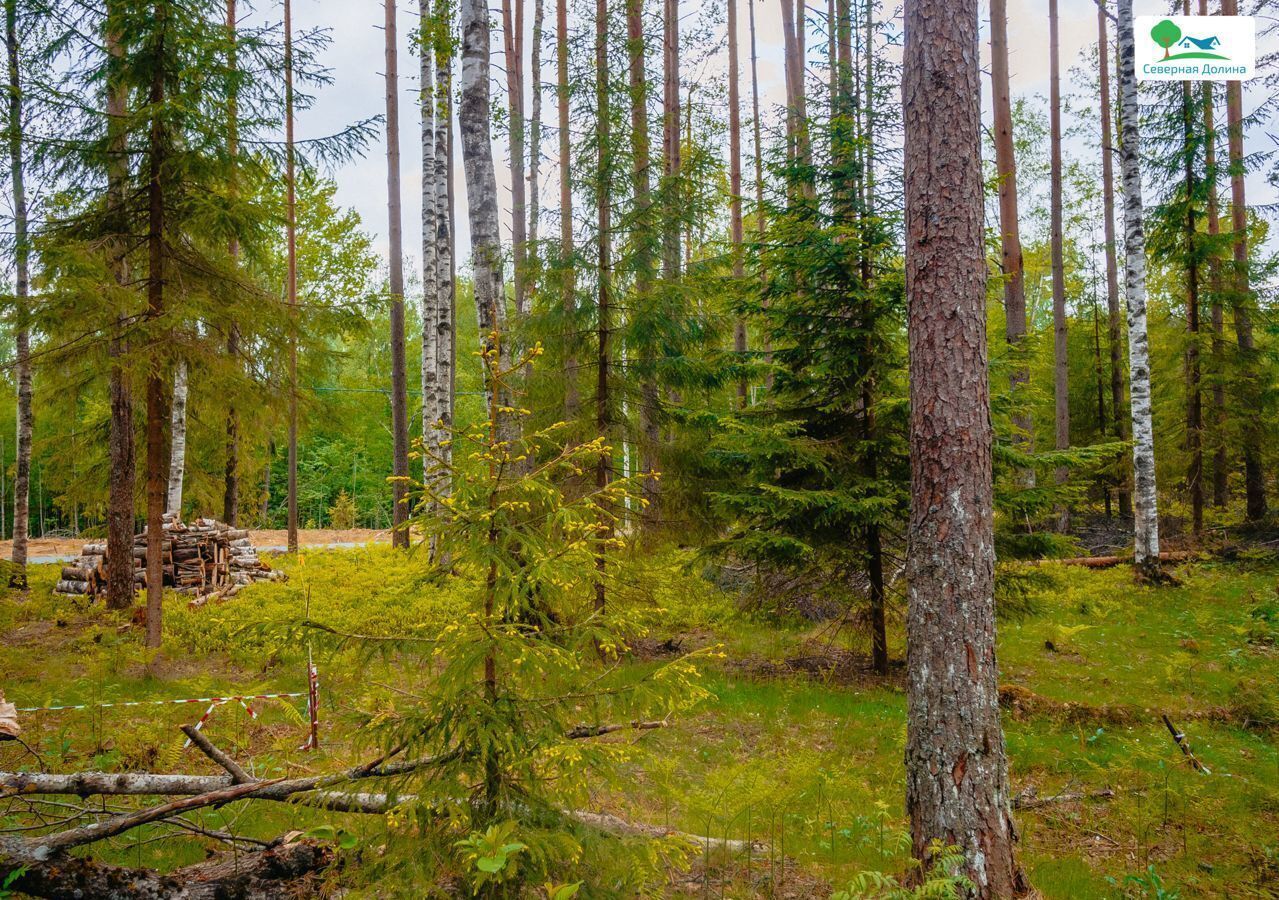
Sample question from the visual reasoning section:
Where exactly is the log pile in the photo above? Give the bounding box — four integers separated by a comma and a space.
54, 515, 285, 601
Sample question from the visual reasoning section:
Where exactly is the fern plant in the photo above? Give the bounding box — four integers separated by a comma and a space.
831, 840, 975, 900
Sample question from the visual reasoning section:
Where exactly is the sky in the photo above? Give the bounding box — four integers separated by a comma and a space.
279, 0, 1275, 270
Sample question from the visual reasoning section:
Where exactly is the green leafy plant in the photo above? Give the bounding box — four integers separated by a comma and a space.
831, 840, 975, 899
455, 821, 528, 892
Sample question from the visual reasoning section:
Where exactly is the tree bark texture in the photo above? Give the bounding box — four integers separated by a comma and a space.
166, 360, 188, 517
385, 0, 411, 548
284, 0, 299, 552
1116, 0, 1160, 568
502, 0, 528, 315
902, 0, 1024, 893
1049, 0, 1070, 518
556, 0, 577, 419
6, 0, 31, 585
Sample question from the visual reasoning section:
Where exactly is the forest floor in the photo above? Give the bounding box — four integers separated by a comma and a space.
0, 527, 391, 559
2, 547, 1277, 897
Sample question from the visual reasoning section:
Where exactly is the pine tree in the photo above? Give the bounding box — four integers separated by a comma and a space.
385, 0, 411, 549
1049, 0, 1070, 527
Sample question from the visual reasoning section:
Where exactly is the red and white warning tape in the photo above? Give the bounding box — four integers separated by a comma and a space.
16, 692, 304, 714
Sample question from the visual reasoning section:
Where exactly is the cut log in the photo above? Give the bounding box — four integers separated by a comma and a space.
0, 839, 332, 900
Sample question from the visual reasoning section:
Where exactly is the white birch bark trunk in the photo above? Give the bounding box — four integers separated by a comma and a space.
434, 12, 454, 470
166, 359, 189, 518
420, 2, 440, 483
1116, 0, 1160, 567
459, 0, 514, 434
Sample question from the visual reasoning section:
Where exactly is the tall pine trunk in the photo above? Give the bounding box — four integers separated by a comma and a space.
990, 0, 1031, 482
902, 0, 1023, 890
1049, 0, 1070, 527
502, 0, 528, 315
144, 0, 170, 649
223, 0, 240, 526
6, 0, 31, 588
105, 6, 136, 609
626, 0, 660, 524
385, 0, 411, 548
284, 0, 299, 552
728, 0, 746, 408
1117, 0, 1161, 571
594, 0, 612, 616
1221, 0, 1265, 523
165, 360, 188, 517
1200, 0, 1226, 508
530, 0, 543, 254
1098, 1, 1131, 518
557, 0, 578, 418
1180, 4, 1203, 537
661, 0, 680, 279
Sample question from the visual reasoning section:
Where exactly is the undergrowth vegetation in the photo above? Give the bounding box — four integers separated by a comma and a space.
2, 551, 1278, 897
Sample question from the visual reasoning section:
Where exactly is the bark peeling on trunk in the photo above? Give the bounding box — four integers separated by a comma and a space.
166, 360, 189, 518
902, 0, 1024, 893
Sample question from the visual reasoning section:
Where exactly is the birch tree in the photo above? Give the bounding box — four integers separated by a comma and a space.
5, 0, 32, 587
902, 0, 1023, 891
166, 360, 189, 517
420, 0, 440, 483
458, 0, 513, 430
1116, 0, 1160, 571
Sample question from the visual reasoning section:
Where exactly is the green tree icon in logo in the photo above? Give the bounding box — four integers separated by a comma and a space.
1151, 19, 1182, 58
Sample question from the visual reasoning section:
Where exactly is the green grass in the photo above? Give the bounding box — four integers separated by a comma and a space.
2, 550, 1277, 897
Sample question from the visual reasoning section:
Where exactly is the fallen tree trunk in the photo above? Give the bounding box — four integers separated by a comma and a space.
1033, 550, 1198, 568
0, 838, 331, 900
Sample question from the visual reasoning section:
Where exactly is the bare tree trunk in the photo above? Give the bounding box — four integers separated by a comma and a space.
1098, 1, 1130, 518
459, 0, 513, 430
529, 0, 543, 254
145, 1, 170, 649
902, 0, 1024, 892
502, 0, 528, 315
1200, 0, 1226, 508
165, 360, 188, 518
990, 0, 1032, 486
5, 0, 31, 588
661, 0, 680, 280
747, 0, 770, 380
594, 0, 612, 617
1049, 0, 1070, 529
284, 0, 299, 553
728, 0, 746, 408
385, 0, 411, 549
434, 0, 454, 473
557, 0, 578, 419
223, 0, 239, 527
420, 0, 440, 491
105, 8, 136, 609
626, 0, 660, 523
1180, 3, 1203, 538
1116, 0, 1160, 571
1221, 0, 1265, 523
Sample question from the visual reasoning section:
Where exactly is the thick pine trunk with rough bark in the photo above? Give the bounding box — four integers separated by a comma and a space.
6, 0, 31, 587
459, 0, 513, 431
1049, 0, 1070, 525
902, 0, 1023, 893
385, 0, 411, 548
990, 0, 1031, 477
166, 360, 188, 517
1098, 1, 1131, 518
1116, 0, 1160, 569
1221, 0, 1265, 523
105, 9, 136, 609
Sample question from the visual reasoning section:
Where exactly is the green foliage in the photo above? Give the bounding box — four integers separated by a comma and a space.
327, 490, 358, 530
454, 821, 529, 892
831, 841, 975, 899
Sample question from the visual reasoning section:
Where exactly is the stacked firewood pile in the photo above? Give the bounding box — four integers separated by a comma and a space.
54, 516, 285, 600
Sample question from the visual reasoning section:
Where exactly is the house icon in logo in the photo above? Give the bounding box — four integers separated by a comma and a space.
1151, 19, 1228, 60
